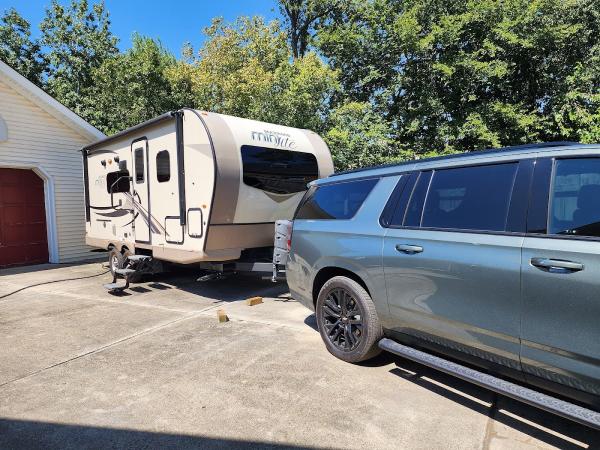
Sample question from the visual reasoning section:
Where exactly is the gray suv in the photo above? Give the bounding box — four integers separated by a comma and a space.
286, 142, 600, 423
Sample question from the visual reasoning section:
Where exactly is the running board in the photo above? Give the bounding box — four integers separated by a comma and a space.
378, 338, 600, 430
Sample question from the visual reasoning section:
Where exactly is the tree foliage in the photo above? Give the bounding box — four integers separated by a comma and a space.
0, 8, 46, 85
1, 0, 599, 170
317, 0, 600, 156
40, 0, 118, 115
325, 102, 406, 169
86, 34, 188, 134
278, 0, 344, 59
177, 17, 338, 131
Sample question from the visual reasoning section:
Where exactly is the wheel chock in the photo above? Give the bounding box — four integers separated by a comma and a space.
246, 296, 263, 306
217, 309, 229, 323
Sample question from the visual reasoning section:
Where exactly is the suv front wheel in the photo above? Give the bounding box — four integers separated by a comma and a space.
316, 276, 383, 363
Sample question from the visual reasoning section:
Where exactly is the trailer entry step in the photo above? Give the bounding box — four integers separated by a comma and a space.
126, 255, 151, 262
115, 268, 136, 275
378, 338, 600, 430
103, 282, 128, 292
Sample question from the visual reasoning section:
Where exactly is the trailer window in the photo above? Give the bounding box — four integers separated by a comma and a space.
241, 145, 319, 195
156, 150, 170, 183
106, 170, 130, 194
134, 147, 144, 183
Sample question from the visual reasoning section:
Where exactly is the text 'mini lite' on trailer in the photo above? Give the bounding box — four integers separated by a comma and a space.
81, 109, 334, 270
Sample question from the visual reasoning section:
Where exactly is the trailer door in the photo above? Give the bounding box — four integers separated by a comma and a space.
132, 138, 151, 243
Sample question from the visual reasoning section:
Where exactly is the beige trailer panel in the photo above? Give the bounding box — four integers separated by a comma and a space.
83, 110, 333, 264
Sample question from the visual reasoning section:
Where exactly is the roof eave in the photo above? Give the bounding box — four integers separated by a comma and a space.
0, 60, 105, 142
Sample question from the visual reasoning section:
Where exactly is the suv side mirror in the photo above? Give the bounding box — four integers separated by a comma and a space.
119, 160, 127, 171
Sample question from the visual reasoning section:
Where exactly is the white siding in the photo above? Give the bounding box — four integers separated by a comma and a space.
0, 78, 100, 263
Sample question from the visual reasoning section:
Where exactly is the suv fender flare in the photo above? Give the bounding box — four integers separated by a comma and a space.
311, 258, 380, 308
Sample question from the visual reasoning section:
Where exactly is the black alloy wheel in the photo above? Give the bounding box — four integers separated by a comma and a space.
321, 287, 363, 351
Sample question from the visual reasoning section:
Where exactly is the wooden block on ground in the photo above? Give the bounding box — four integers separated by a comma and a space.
217, 309, 229, 323
246, 296, 263, 306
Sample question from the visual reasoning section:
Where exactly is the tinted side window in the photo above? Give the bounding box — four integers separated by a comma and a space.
422, 163, 518, 232
295, 178, 379, 220
106, 170, 130, 194
387, 172, 418, 227
241, 145, 319, 194
156, 150, 170, 183
549, 158, 600, 237
403, 171, 432, 227
380, 175, 410, 227
134, 147, 144, 183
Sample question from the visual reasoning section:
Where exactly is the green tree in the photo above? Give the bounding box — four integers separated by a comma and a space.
181, 16, 338, 131
40, 0, 118, 115
87, 34, 189, 134
553, 0, 600, 143
316, 0, 600, 155
325, 102, 405, 170
279, 0, 346, 59
0, 8, 47, 86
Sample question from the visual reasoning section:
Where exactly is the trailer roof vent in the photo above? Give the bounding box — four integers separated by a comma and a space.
0, 115, 7, 142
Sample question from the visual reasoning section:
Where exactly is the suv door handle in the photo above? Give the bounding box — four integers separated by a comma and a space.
395, 244, 423, 254
531, 257, 584, 273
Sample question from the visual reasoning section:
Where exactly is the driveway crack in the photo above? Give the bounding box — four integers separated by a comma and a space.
482, 393, 499, 449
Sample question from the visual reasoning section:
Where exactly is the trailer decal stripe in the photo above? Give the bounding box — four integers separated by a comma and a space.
95, 209, 130, 218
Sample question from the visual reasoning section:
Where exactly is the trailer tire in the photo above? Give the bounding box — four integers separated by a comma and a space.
316, 276, 383, 363
108, 248, 126, 278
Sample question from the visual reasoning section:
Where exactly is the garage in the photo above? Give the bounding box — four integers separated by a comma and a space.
0, 60, 105, 267
0, 168, 48, 268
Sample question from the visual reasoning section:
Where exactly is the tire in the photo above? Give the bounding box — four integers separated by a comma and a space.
315, 276, 383, 363
108, 248, 143, 282
108, 248, 126, 278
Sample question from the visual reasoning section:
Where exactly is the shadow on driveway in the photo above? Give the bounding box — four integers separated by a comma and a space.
0, 418, 316, 450
302, 313, 600, 448
387, 355, 600, 449
107, 267, 289, 304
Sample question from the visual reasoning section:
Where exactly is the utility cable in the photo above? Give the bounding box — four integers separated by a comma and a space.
0, 267, 110, 301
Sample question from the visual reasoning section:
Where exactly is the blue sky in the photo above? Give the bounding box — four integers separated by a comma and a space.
0, 0, 281, 57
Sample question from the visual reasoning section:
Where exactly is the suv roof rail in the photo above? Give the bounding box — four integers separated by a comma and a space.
329, 141, 582, 178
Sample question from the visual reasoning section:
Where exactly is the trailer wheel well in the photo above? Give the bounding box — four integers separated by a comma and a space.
312, 267, 370, 307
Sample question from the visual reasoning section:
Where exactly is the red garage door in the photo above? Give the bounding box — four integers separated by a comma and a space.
0, 168, 49, 268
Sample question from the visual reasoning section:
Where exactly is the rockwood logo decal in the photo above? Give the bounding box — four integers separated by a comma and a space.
251, 130, 296, 149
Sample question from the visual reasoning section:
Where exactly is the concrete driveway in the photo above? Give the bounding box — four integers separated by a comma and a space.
0, 262, 598, 449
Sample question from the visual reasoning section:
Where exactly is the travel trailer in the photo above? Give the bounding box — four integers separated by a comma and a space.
81, 109, 334, 290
